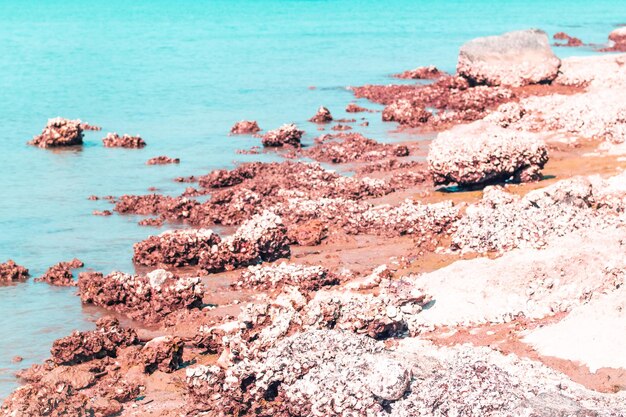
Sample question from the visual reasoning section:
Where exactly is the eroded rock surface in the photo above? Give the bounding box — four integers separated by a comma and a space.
34, 258, 83, 286
0, 260, 29, 283
27, 118, 84, 148
102, 133, 146, 148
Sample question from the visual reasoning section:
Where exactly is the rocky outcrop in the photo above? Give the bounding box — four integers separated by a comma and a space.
230, 120, 261, 135
34, 258, 83, 287
553, 31, 583, 47
146, 155, 179, 165
345, 103, 372, 113
261, 124, 304, 147
305, 133, 409, 163
132, 228, 220, 267
382, 99, 431, 127
0, 260, 29, 283
427, 122, 548, 186
27, 118, 84, 148
393, 65, 445, 79
198, 211, 290, 272
287, 219, 327, 245
102, 133, 146, 148
234, 262, 339, 292
50, 317, 138, 365
78, 269, 204, 323
457, 29, 561, 86
309, 106, 333, 123
138, 336, 184, 374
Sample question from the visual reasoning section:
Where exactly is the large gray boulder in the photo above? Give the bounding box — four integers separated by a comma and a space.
457, 29, 561, 87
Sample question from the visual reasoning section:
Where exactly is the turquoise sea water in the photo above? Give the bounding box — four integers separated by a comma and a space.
0, 0, 625, 398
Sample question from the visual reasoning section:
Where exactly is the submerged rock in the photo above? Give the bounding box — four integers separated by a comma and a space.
457, 29, 561, 86
553, 31, 583, 47
34, 258, 83, 287
102, 133, 146, 148
427, 122, 548, 186
146, 155, 179, 165
261, 124, 304, 147
0, 260, 29, 284
230, 120, 261, 135
27, 118, 84, 148
393, 65, 446, 80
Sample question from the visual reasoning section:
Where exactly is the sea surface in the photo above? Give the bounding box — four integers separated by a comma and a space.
0, 0, 624, 398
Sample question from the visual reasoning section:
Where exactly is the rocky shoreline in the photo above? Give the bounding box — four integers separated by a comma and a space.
3, 28, 626, 416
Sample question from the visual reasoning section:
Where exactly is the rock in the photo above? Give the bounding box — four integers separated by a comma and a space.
261, 124, 304, 147
605, 27, 626, 51
93, 210, 112, 216
234, 262, 338, 292
309, 106, 333, 123
34, 258, 83, 287
12, 356, 23, 363
553, 31, 583, 47
146, 155, 179, 165
0, 260, 29, 283
305, 133, 410, 163
50, 316, 138, 365
198, 211, 290, 272
287, 219, 327, 245
102, 133, 146, 148
457, 29, 561, 86
427, 122, 548, 186
138, 217, 164, 227
139, 336, 184, 374
230, 120, 261, 135
27, 118, 84, 148
345, 103, 372, 113
382, 99, 431, 127
132, 228, 221, 267
393, 65, 446, 80
78, 269, 204, 323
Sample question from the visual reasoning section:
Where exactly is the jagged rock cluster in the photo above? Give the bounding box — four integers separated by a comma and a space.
382, 99, 431, 127
427, 122, 548, 186
234, 262, 338, 292
102, 132, 146, 148
146, 155, 180, 165
230, 120, 261, 135
27, 118, 84, 148
0, 260, 29, 283
34, 258, 83, 286
133, 228, 221, 267
305, 133, 409, 163
309, 106, 333, 123
262, 124, 304, 147
78, 269, 204, 323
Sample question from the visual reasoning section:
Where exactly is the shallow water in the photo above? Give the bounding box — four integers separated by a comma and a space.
0, 0, 624, 398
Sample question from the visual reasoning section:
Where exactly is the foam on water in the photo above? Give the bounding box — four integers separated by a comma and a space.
0, 0, 624, 398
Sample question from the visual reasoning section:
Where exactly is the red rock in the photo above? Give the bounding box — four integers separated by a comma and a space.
0, 260, 29, 283
27, 118, 84, 148
133, 229, 220, 267
87, 195, 99, 201
34, 258, 83, 287
146, 156, 180, 165
553, 32, 583, 47
102, 133, 146, 148
12, 356, 23, 363
331, 124, 352, 131
93, 210, 112, 216
139, 336, 184, 374
174, 175, 197, 183
393, 65, 446, 79
346, 103, 372, 113
309, 106, 333, 123
304, 133, 410, 164
382, 99, 431, 127
287, 219, 327, 246
261, 124, 304, 147
138, 217, 164, 227
230, 120, 261, 135
78, 269, 204, 323
50, 316, 138, 365
79, 122, 102, 131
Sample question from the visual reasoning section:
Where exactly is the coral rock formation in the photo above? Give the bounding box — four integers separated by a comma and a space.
27, 118, 84, 148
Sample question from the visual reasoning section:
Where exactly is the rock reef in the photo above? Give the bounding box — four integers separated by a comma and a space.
0, 260, 29, 283
27, 118, 84, 148
102, 133, 146, 148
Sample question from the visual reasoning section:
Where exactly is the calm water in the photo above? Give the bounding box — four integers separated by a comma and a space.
0, 0, 624, 398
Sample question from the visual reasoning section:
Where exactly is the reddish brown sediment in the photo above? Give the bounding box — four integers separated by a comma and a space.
27, 118, 84, 148
553, 31, 584, 47
146, 155, 180, 165
34, 258, 83, 287
229, 120, 261, 135
0, 260, 29, 283
102, 132, 146, 148
392, 65, 446, 80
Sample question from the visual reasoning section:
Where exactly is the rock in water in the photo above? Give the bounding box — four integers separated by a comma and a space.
27, 118, 84, 148
457, 29, 561, 87
427, 122, 548, 186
